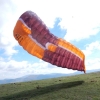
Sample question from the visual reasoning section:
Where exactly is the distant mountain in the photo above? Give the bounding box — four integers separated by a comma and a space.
0, 70, 99, 84
0, 73, 70, 84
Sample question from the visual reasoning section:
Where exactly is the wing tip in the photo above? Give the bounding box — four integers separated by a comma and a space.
83, 66, 86, 73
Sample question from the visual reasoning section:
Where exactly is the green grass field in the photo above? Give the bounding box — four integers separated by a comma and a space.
0, 72, 100, 100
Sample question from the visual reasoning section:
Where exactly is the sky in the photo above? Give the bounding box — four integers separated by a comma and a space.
0, 0, 100, 80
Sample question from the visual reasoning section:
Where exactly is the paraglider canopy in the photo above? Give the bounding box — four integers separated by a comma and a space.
13, 11, 86, 73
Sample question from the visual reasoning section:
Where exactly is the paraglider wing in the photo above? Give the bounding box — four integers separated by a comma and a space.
13, 11, 86, 73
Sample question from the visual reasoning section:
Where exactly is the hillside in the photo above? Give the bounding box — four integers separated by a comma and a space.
0, 71, 100, 100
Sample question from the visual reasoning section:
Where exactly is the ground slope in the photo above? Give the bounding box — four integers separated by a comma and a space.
0, 72, 100, 100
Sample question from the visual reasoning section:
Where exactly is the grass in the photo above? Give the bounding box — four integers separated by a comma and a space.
0, 72, 100, 100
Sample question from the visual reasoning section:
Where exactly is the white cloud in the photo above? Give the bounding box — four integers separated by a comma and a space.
59, 0, 100, 41
0, 27, 18, 56
83, 41, 100, 56
0, 58, 75, 80
0, 0, 19, 56
86, 58, 100, 70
